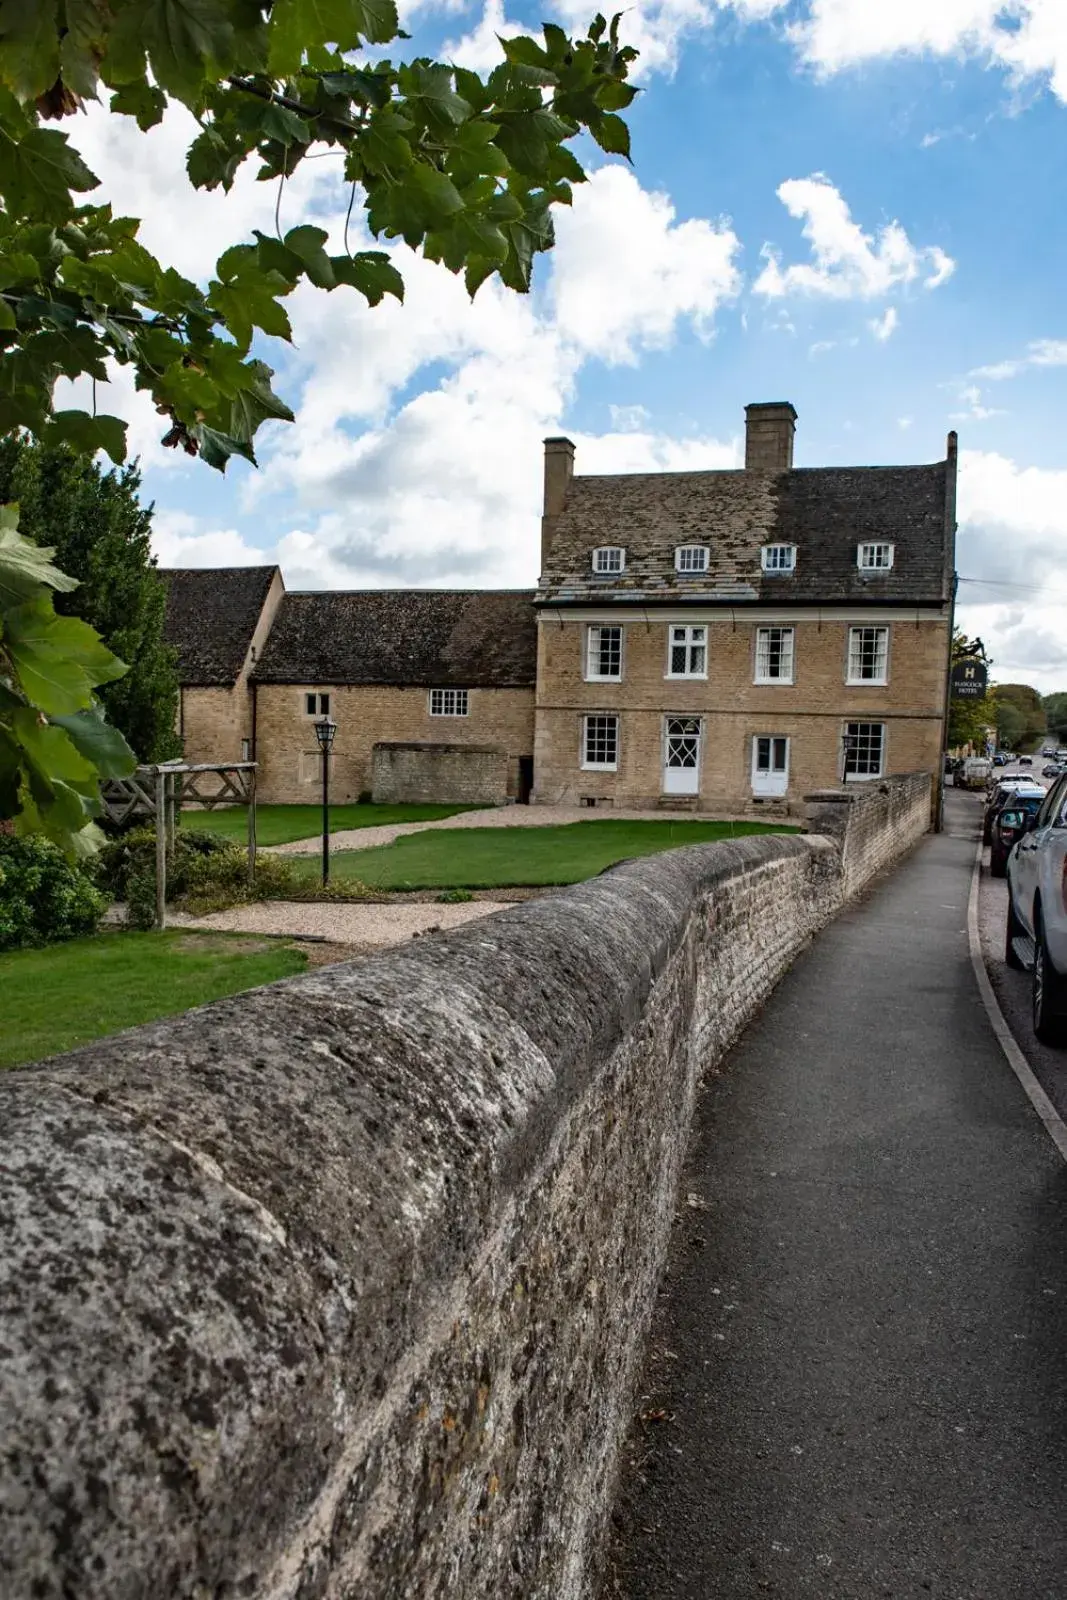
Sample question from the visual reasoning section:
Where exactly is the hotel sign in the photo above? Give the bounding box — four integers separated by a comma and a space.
951, 659, 988, 700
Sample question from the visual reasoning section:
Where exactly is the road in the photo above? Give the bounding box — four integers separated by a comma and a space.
605, 787, 1067, 1599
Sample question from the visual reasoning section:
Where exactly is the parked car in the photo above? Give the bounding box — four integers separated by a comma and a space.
1042, 762, 1062, 778
993, 752, 1009, 767
960, 756, 993, 790
984, 779, 1044, 844
990, 796, 1043, 876
1005, 771, 1067, 1044
1041, 746, 1056, 758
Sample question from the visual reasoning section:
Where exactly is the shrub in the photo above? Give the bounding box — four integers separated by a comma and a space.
93, 825, 295, 925
0, 835, 106, 951
436, 888, 474, 903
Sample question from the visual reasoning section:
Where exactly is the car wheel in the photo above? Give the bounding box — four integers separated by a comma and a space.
1005, 893, 1026, 970
1033, 915, 1067, 1046
990, 852, 1007, 879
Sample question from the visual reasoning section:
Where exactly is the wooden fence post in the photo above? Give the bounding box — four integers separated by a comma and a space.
247, 766, 257, 887
154, 768, 167, 931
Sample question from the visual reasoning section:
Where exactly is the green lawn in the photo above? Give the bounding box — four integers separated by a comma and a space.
292, 817, 799, 891
181, 801, 479, 847
0, 931, 308, 1070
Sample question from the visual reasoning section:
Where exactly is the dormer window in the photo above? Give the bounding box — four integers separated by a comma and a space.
675, 545, 709, 574
857, 542, 894, 571
761, 544, 796, 574
592, 546, 626, 575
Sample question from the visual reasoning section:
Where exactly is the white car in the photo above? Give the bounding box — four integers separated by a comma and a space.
1005, 771, 1067, 1044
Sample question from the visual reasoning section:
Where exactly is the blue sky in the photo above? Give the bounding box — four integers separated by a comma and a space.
65, 0, 1067, 690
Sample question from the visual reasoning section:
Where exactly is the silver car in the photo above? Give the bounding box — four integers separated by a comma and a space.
1006, 771, 1067, 1044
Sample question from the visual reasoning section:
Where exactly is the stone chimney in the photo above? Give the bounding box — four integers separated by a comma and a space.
541, 436, 575, 575
744, 402, 797, 472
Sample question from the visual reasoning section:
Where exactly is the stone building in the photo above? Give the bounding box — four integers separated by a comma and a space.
249, 589, 537, 804
160, 402, 955, 811
161, 565, 283, 766
532, 403, 956, 812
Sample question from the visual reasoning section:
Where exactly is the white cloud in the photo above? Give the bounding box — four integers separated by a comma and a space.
233, 164, 741, 587
441, 0, 526, 71
754, 175, 955, 300
869, 306, 899, 341
955, 447, 1067, 693
608, 404, 652, 432
550, 166, 741, 362
948, 382, 1006, 422
970, 338, 1067, 381
788, 0, 1067, 104
151, 509, 268, 568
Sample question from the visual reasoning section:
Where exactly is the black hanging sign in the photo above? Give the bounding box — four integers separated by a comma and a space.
951, 658, 988, 699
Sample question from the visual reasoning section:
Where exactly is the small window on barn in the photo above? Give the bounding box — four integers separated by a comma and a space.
430, 688, 470, 717
857, 542, 894, 571
591, 546, 626, 575
304, 692, 330, 716
675, 545, 709, 574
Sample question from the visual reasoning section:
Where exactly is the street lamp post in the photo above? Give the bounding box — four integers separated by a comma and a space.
314, 715, 337, 887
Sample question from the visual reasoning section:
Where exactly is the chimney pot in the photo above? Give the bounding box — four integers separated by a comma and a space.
744, 402, 797, 472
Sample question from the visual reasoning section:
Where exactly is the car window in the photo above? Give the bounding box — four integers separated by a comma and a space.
1036, 774, 1067, 829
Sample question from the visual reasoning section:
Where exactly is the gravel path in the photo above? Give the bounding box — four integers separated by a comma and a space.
171, 899, 511, 946
270, 804, 756, 856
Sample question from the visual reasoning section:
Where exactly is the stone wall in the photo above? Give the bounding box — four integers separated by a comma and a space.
805, 769, 933, 896
0, 776, 929, 1600
371, 741, 509, 806
253, 684, 535, 804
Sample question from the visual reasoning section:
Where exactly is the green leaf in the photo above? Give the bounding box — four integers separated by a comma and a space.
281, 223, 335, 288
5, 599, 126, 714
0, 519, 80, 607
492, 109, 572, 178
190, 422, 256, 471
398, 62, 471, 128
330, 250, 404, 306
43, 409, 128, 464
187, 124, 244, 190
590, 111, 631, 159
109, 80, 168, 130
269, 0, 397, 75
51, 707, 137, 779
0, 0, 60, 103
0, 126, 99, 223
317, 66, 391, 109
115, 0, 236, 100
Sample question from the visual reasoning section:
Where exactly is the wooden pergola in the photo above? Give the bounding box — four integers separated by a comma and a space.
100, 761, 257, 929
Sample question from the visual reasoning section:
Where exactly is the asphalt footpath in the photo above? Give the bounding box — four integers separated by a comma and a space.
605, 790, 1067, 1600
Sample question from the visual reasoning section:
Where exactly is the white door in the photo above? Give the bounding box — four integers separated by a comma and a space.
663, 717, 702, 795
752, 735, 789, 797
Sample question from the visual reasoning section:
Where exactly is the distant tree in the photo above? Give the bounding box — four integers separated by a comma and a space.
1043, 692, 1067, 744
0, 439, 180, 762
994, 699, 1026, 751
994, 682, 1047, 750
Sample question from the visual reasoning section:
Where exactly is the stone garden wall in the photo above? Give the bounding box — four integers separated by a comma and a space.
0, 774, 929, 1600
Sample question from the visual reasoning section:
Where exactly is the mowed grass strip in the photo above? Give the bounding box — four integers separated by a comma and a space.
293, 818, 799, 891
180, 802, 480, 848
0, 932, 308, 1070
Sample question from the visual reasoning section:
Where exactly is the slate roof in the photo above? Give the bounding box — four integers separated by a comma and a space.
161, 566, 279, 686
252, 590, 537, 687
538, 461, 951, 607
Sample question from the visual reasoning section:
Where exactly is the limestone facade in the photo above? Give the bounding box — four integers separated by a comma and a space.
252, 683, 535, 805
